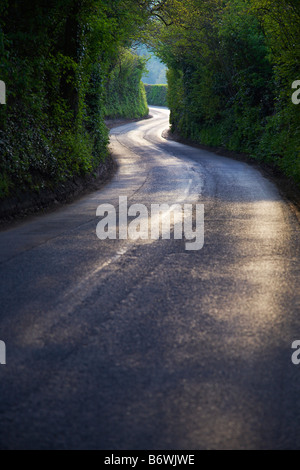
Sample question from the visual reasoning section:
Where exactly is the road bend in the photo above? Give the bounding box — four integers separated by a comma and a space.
0, 107, 299, 449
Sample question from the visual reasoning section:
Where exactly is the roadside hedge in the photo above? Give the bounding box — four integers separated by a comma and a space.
153, 0, 300, 187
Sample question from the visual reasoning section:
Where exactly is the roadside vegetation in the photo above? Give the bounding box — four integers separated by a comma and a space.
148, 0, 300, 186
144, 84, 168, 107
0, 0, 299, 205
0, 1, 151, 201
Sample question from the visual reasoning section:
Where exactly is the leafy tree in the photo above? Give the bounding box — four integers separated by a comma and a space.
0, 0, 155, 200
148, 0, 300, 184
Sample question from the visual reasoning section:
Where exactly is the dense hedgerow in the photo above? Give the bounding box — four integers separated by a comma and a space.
144, 84, 168, 107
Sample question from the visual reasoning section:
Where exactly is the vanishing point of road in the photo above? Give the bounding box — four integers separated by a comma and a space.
0, 107, 299, 450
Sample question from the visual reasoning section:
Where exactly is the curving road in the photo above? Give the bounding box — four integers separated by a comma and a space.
0, 106, 299, 450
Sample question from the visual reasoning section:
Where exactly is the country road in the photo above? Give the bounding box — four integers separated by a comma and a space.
0, 106, 299, 450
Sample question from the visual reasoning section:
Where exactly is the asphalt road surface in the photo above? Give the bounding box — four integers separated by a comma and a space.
0, 107, 299, 450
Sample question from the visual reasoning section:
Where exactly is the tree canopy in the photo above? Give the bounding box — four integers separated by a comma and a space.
0, 0, 299, 203
147, 0, 300, 185
0, 0, 158, 199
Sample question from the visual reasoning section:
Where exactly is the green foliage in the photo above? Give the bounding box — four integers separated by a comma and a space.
136, 46, 167, 84
150, 0, 300, 186
1, 0, 299, 200
0, 0, 155, 201
144, 84, 168, 106
104, 50, 149, 119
